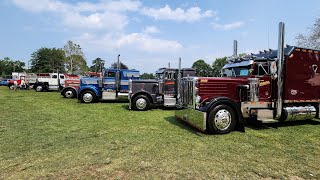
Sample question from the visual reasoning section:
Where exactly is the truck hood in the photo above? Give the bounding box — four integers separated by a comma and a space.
80, 77, 99, 85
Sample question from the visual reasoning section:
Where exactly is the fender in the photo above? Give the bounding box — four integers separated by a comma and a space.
202, 97, 245, 132
61, 86, 77, 96
131, 90, 154, 104
77, 85, 100, 99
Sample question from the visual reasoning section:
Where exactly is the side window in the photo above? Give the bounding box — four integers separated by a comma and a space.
253, 63, 269, 76
164, 72, 169, 79
60, 75, 65, 79
52, 75, 57, 79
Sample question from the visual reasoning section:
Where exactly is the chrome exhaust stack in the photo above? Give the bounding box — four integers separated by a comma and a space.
233, 40, 238, 57
116, 54, 121, 92
275, 22, 285, 120
176, 58, 182, 108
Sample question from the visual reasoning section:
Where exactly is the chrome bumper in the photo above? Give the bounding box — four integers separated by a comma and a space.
175, 108, 207, 132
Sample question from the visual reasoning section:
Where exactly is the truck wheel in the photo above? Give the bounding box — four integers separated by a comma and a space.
207, 104, 236, 134
132, 95, 150, 111
35, 85, 43, 92
63, 89, 76, 98
80, 90, 97, 103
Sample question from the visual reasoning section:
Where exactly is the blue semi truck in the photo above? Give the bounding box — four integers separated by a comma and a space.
77, 55, 140, 103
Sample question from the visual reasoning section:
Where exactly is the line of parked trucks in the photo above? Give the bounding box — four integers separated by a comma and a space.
2, 22, 320, 134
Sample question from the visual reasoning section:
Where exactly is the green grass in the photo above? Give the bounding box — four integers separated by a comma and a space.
0, 86, 320, 179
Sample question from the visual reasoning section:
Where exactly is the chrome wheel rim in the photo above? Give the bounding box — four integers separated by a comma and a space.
214, 109, 232, 130
83, 93, 93, 103
136, 98, 147, 110
36, 86, 42, 92
9, 85, 14, 90
65, 90, 74, 98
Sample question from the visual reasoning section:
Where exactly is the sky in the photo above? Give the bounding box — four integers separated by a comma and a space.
0, 0, 319, 73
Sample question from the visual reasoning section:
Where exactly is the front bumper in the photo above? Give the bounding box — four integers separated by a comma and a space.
175, 108, 207, 132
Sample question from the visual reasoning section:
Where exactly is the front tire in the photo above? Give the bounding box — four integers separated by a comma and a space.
80, 90, 97, 103
132, 95, 151, 111
207, 104, 236, 134
62, 88, 76, 98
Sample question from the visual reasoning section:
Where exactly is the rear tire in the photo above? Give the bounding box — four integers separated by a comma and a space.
35, 85, 43, 92
207, 104, 236, 134
62, 88, 76, 98
132, 95, 151, 111
80, 90, 97, 103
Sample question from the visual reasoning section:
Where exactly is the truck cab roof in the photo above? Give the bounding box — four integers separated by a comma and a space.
155, 68, 195, 74
222, 45, 319, 69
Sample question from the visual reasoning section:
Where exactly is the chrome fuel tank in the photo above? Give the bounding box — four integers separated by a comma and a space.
282, 106, 316, 121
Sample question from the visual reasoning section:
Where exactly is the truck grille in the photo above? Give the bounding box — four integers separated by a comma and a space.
180, 77, 197, 108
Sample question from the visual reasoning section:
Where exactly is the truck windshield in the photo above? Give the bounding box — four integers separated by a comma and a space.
156, 73, 164, 79
123, 72, 140, 78
222, 66, 250, 77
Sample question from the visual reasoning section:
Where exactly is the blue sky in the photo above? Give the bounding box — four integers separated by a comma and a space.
0, 0, 319, 73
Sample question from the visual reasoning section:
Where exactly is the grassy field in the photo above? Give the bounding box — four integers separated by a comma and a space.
0, 86, 320, 179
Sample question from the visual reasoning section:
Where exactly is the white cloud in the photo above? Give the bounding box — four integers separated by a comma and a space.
62, 11, 128, 30
12, 0, 69, 13
143, 26, 160, 34
74, 0, 142, 12
75, 32, 182, 53
211, 21, 245, 31
142, 5, 214, 22
11, 0, 139, 30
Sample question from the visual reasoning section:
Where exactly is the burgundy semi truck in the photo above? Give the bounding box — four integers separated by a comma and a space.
175, 22, 320, 134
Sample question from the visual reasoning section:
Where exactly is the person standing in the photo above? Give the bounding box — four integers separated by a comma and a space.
13, 80, 18, 91
21, 79, 26, 90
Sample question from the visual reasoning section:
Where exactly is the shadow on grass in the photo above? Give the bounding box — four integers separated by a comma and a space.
244, 119, 320, 131
121, 104, 130, 110
164, 116, 203, 136
120, 104, 178, 111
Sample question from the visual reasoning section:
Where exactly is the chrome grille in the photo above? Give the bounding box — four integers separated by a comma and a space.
180, 77, 197, 108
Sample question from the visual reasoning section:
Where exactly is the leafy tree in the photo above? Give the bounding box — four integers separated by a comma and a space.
90, 58, 105, 72
64, 40, 87, 74
0, 57, 25, 76
212, 57, 227, 77
68, 54, 89, 74
111, 62, 129, 69
296, 18, 320, 48
192, 59, 212, 77
30, 48, 65, 73
140, 73, 155, 79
